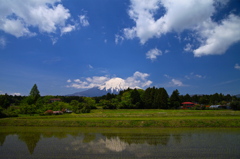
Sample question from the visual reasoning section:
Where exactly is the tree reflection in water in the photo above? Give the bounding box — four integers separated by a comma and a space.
18, 132, 41, 154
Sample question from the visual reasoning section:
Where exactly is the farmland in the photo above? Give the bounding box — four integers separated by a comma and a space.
1, 109, 240, 127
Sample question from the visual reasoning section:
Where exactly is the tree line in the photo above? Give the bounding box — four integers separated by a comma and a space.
1, 84, 240, 117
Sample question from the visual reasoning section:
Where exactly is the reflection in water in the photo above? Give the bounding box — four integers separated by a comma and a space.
18, 132, 41, 154
103, 136, 127, 152
0, 127, 240, 159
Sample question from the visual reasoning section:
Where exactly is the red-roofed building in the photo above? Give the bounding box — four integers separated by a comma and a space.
181, 102, 195, 109
49, 98, 61, 103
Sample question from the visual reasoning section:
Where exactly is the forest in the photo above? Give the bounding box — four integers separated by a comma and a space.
0, 84, 240, 118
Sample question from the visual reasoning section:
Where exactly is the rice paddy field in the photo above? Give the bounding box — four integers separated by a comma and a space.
0, 109, 240, 127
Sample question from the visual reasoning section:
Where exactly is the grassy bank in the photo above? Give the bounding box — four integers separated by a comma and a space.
0, 109, 240, 127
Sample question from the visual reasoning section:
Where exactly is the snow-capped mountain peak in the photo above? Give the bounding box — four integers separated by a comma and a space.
99, 77, 128, 93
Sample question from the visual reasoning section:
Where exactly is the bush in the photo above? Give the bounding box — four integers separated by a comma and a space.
1, 106, 19, 117
230, 101, 240, 110
20, 104, 36, 115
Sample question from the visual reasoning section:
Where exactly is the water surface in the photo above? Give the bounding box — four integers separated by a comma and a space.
0, 127, 239, 158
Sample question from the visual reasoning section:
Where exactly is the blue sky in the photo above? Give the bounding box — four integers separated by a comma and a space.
0, 0, 240, 96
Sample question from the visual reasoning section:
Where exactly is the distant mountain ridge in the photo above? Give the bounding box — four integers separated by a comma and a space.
66, 87, 115, 97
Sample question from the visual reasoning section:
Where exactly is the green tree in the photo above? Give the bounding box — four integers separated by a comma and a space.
230, 101, 240, 110
183, 94, 191, 102
210, 93, 219, 105
70, 98, 92, 113
83, 97, 96, 109
0, 94, 11, 109
143, 87, 156, 108
152, 88, 169, 109
100, 99, 117, 109
120, 91, 132, 109
130, 89, 142, 108
29, 84, 40, 104
199, 95, 209, 105
169, 89, 181, 109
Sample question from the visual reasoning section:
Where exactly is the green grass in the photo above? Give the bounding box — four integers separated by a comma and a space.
0, 109, 240, 127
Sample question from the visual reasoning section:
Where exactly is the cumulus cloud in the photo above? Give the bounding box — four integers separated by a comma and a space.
235, 63, 240, 70
67, 71, 152, 89
164, 75, 185, 87
193, 14, 240, 57
123, 0, 240, 57
0, 0, 73, 37
61, 24, 76, 35
67, 76, 110, 89
146, 48, 162, 61
125, 71, 152, 88
171, 79, 183, 87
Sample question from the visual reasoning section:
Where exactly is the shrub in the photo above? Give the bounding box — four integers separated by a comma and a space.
1, 106, 19, 117
230, 101, 240, 110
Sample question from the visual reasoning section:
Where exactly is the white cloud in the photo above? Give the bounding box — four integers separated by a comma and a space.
123, 0, 240, 57
50, 37, 58, 45
89, 65, 93, 69
123, 27, 137, 40
74, 79, 82, 83
68, 76, 110, 89
79, 15, 89, 27
185, 72, 205, 79
0, 37, 7, 48
193, 14, 240, 57
171, 79, 183, 87
124, 0, 162, 44
125, 71, 152, 88
184, 43, 193, 52
195, 74, 203, 78
67, 79, 72, 83
67, 71, 152, 89
115, 34, 124, 44
0, 19, 35, 37
124, 0, 216, 44
1, 92, 22, 96
11, 93, 21, 96
146, 48, 162, 61
164, 50, 169, 54
61, 24, 76, 35
235, 63, 240, 70
0, 0, 71, 37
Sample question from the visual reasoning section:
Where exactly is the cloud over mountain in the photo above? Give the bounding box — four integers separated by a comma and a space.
67, 71, 152, 91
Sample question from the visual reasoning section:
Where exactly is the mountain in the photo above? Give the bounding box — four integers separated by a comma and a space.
66, 87, 112, 97
67, 77, 132, 97
235, 94, 240, 98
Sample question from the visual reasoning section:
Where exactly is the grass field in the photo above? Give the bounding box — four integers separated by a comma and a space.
0, 109, 240, 127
